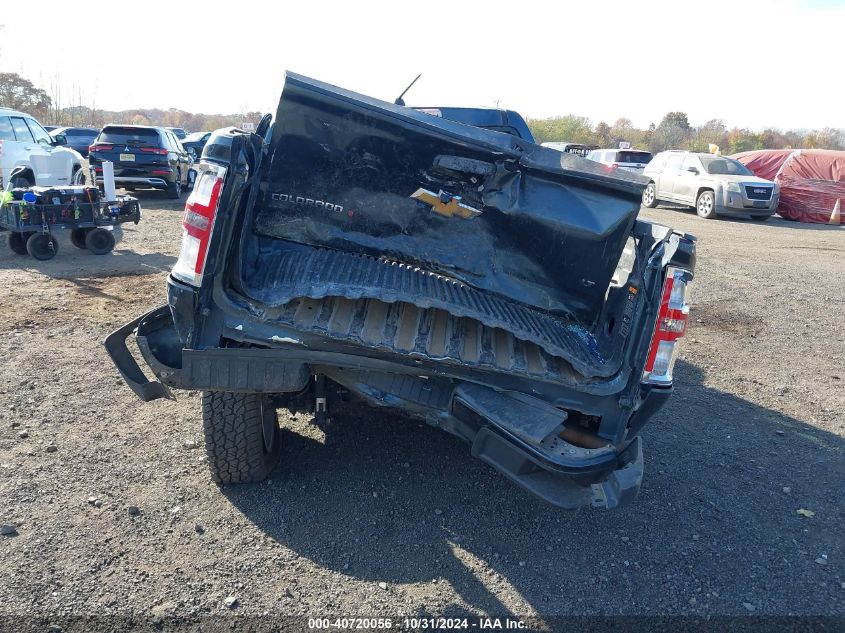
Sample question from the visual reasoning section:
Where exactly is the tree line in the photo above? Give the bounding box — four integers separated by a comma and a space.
0, 72, 263, 132
2, 71, 843, 152
527, 112, 845, 154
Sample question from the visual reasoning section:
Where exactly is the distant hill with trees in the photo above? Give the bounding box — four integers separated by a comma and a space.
0, 72, 263, 132
527, 112, 845, 154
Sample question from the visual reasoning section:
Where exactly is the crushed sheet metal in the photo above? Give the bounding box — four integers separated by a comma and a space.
243, 247, 611, 378
256, 295, 594, 387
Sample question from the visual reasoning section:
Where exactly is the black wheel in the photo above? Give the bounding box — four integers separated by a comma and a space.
71, 165, 86, 185
84, 227, 115, 255
70, 228, 88, 249
752, 214, 771, 221
165, 173, 182, 199
642, 182, 658, 208
201, 391, 280, 484
696, 190, 717, 219
7, 232, 31, 255
26, 233, 59, 260
11, 174, 33, 189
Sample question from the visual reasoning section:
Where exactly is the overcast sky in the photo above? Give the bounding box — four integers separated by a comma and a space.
1, 0, 843, 130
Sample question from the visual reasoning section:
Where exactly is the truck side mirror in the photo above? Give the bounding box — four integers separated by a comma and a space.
53, 134, 68, 146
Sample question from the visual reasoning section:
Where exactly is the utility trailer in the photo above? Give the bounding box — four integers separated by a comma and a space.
1, 185, 140, 260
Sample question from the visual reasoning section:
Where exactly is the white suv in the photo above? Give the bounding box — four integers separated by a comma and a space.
0, 108, 85, 188
586, 148, 653, 172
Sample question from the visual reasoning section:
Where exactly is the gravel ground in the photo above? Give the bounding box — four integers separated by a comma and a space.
0, 193, 843, 629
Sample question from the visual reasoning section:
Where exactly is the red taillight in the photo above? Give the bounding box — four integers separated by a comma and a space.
89, 144, 113, 153
151, 169, 172, 175
643, 267, 691, 384
140, 147, 168, 155
172, 164, 227, 286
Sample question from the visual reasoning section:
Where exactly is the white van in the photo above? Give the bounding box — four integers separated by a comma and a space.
0, 108, 85, 188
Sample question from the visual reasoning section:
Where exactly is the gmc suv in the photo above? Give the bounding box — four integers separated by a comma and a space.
89, 125, 193, 198
105, 73, 696, 509
642, 151, 779, 220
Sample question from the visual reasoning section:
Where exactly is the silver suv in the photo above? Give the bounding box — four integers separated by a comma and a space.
642, 151, 779, 220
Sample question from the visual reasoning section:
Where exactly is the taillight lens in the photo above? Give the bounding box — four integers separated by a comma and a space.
643, 267, 691, 385
89, 143, 113, 153
172, 163, 226, 287
140, 146, 168, 155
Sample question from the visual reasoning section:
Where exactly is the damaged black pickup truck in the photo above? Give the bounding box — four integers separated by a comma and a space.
105, 72, 695, 509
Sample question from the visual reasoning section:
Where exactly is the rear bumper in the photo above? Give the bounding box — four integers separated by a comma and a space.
103, 304, 670, 510
96, 176, 171, 189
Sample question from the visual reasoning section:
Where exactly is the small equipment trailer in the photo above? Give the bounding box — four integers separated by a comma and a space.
1, 184, 140, 260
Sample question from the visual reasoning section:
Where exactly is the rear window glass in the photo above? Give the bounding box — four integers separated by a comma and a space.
617, 151, 652, 164
478, 125, 522, 138
0, 116, 15, 141
10, 117, 34, 143
98, 127, 161, 145
666, 154, 684, 170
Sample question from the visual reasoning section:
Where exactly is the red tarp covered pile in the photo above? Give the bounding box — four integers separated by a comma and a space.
732, 149, 845, 224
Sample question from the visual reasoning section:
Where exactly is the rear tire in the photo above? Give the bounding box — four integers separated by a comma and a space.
8, 232, 31, 255
26, 233, 59, 260
71, 165, 86, 185
165, 173, 182, 199
11, 174, 33, 189
696, 190, 717, 219
84, 228, 115, 255
642, 182, 658, 208
70, 228, 88, 249
201, 392, 281, 484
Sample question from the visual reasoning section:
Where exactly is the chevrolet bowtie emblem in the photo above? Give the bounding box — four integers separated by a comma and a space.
411, 188, 482, 219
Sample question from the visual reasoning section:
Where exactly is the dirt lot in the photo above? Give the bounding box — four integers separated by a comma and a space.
0, 193, 843, 628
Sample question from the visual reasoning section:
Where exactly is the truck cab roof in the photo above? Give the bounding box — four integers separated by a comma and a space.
414, 106, 535, 143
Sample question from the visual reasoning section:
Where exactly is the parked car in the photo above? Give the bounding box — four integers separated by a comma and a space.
181, 131, 212, 159
0, 107, 85, 188
541, 142, 599, 157
49, 126, 100, 158
88, 125, 193, 199
105, 72, 695, 510
587, 148, 653, 172
642, 151, 779, 220
166, 127, 188, 140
